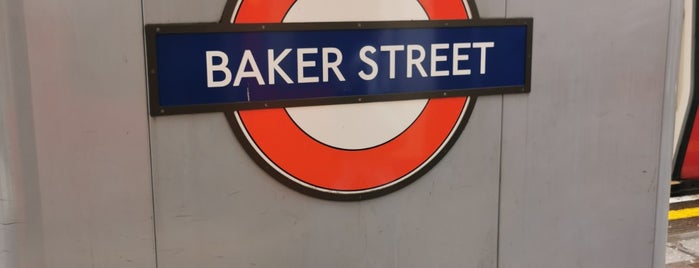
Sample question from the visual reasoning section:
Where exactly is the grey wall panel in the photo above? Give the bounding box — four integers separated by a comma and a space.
472, 0, 505, 19
656, 1, 684, 267
146, 2, 506, 267
12, 0, 157, 267
143, 0, 228, 24
0, 0, 32, 267
2, 0, 53, 267
500, 0, 670, 267
149, 98, 503, 268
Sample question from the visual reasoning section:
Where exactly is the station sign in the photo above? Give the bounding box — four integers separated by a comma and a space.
145, 0, 533, 200
146, 19, 531, 115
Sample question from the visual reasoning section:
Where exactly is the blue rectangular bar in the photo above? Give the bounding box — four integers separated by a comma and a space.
147, 20, 531, 114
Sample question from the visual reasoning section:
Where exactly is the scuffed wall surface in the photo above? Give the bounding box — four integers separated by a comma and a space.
8, 0, 158, 267
500, 0, 671, 267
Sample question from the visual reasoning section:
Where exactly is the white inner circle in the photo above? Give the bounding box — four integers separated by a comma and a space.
283, 0, 429, 150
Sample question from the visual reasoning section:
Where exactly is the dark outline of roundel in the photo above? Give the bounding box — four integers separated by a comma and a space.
143, 0, 533, 201
220, 0, 481, 201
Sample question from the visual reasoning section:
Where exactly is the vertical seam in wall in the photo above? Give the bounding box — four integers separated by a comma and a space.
497, 1, 508, 267
12, 0, 46, 266
0, 1, 17, 267
496, 95, 504, 268
497, 4, 508, 268
140, 0, 159, 267
654, 1, 684, 267
497, 4, 509, 268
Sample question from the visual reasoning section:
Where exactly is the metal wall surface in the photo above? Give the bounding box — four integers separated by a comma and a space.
0, 1, 26, 266
145, 0, 504, 267
499, 0, 671, 267
655, 1, 683, 266
1, 0, 157, 267
0, 0, 673, 266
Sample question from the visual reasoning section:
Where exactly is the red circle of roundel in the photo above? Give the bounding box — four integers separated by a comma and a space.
223, 0, 479, 200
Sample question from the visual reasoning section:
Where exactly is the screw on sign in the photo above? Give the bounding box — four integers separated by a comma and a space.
145, 0, 533, 200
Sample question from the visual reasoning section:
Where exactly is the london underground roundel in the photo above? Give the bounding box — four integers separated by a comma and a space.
228, 0, 475, 200
145, 0, 533, 200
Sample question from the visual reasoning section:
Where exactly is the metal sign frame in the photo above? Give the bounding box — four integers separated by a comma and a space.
145, 18, 533, 116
